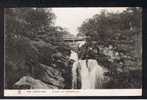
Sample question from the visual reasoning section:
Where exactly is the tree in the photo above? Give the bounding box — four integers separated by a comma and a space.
5, 8, 72, 89
77, 7, 142, 88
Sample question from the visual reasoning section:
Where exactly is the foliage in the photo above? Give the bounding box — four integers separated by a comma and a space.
5, 8, 72, 89
78, 7, 142, 88
5, 7, 142, 89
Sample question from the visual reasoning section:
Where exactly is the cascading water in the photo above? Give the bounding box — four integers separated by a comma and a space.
72, 59, 105, 89
70, 50, 79, 62
70, 41, 105, 89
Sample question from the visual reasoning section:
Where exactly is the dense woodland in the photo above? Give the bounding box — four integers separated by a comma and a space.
77, 7, 142, 88
5, 7, 142, 89
5, 8, 72, 89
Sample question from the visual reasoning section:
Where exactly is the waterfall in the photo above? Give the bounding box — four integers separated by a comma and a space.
69, 50, 79, 62
72, 59, 105, 89
70, 45, 105, 89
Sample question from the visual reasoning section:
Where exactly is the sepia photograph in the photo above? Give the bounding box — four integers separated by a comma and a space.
4, 7, 142, 96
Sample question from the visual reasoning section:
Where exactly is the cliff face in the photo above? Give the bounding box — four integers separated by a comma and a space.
5, 36, 72, 89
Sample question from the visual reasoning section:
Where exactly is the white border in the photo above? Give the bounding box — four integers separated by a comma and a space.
4, 89, 142, 96
4, 8, 142, 97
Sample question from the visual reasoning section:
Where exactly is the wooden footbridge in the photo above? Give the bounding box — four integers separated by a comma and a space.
63, 36, 86, 49
63, 36, 85, 42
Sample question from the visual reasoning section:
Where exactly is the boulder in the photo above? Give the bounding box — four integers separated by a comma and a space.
14, 76, 58, 89
39, 64, 65, 88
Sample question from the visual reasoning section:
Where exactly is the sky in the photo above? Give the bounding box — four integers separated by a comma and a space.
52, 7, 127, 36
